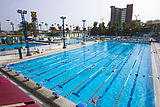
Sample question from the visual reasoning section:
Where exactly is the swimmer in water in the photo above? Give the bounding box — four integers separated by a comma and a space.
114, 55, 118, 57
89, 66, 95, 69
92, 96, 101, 106
112, 65, 116, 69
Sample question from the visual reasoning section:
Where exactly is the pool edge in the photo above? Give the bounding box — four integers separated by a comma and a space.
151, 42, 160, 107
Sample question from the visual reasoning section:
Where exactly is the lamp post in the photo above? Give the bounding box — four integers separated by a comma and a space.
134, 15, 139, 21
60, 16, 66, 49
82, 20, 86, 43
17, 9, 31, 56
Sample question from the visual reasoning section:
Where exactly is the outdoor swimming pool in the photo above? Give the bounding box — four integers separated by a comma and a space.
0, 43, 46, 51
7, 41, 154, 107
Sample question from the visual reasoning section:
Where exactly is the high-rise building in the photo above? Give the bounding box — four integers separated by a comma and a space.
121, 8, 126, 25
110, 6, 121, 26
110, 4, 133, 26
125, 4, 133, 24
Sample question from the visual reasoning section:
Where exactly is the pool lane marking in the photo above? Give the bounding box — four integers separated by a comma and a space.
63, 45, 132, 97
83, 44, 138, 106
8, 43, 98, 67
22, 46, 102, 74
42, 43, 123, 82
26, 43, 121, 78
23, 51, 89, 75
50, 44, 129, 90
15, 42, 119, 72
31, 58, 81, 79
72, 55, 129, 97
11, 42, 116, 68
127, 48, 145, 106
86, 70, 115, 105
115, 47, 145, 107
95, 45, 138, 106
16, 46, 92, 70
8, 42, 114, 70
50, 65, 93, 90
29, 44, 117, 77
64, 67, 104, 98
9, 43, 98, 68
86, 57, 134, 105
50, 45, 125, 90
42, 51, 111, 82
115, 69, 134, 107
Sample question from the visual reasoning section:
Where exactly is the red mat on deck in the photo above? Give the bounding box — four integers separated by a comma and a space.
0, 74, 34, 106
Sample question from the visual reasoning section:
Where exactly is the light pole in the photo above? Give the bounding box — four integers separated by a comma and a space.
60, 16, 66, 49
82, 20, 86, 43
134, 15, 139, 21
17, 9, 31, 56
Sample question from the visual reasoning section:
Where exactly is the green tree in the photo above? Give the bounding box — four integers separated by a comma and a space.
18, 21, 32, 32
74, 26, 80, 32
49, 26, 57, 31
90, 21, 98, 35
45, 23, 48, 30
66, 28, 69, 33
39, 24, 42, 30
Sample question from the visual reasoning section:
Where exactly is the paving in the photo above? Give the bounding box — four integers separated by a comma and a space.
151, 42, 160, 107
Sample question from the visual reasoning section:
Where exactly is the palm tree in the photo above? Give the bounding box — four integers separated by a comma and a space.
41, 22, 44, 30
6, 19, 10, 31
70, 25, 72, 31
45, 23, 48, 31
74, 26, 80, 32
39, 24, 42, 31
10, 22, 14, 31
49, 26, 57, 31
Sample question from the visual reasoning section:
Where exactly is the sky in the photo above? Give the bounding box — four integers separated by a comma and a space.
0, 0, 160, 31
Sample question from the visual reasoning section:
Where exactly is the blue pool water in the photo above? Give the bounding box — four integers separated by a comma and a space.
7, 41, 154, 107
0, 43, 46, 51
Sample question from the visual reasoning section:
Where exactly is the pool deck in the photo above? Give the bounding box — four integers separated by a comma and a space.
0, 41, 98, 107
151, 42, 160, 107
